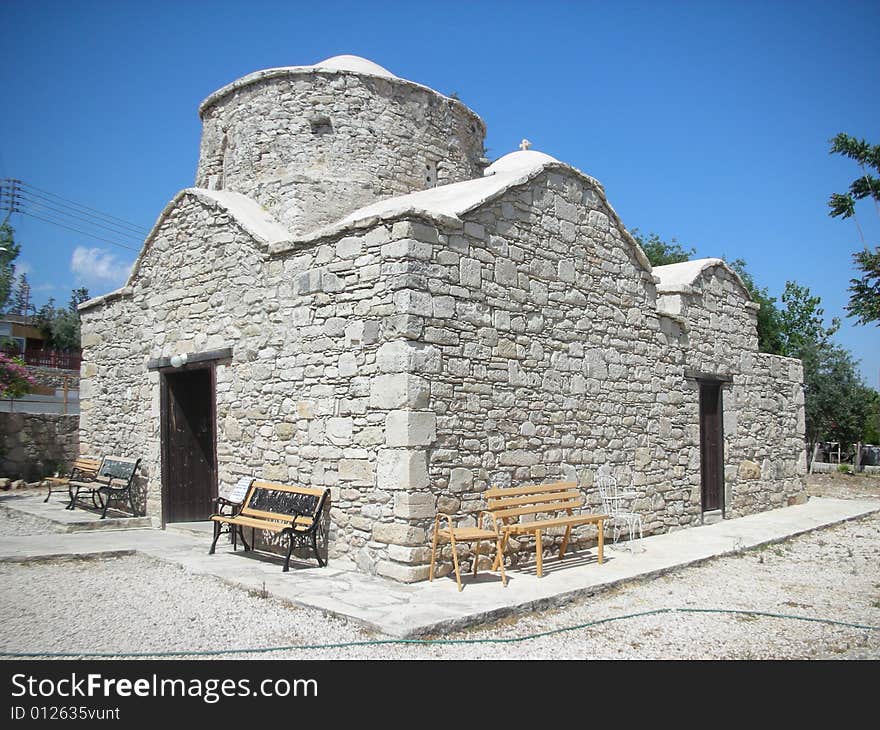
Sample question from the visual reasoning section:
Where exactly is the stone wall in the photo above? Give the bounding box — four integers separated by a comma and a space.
0, 413, 79, 480
81, 192, 290, 521
196, 69, 486, 235
79, 164, 806, 581
660, 263, 807, 517
370, 169, 680, 582
81, 189, 433, 548
658, 262, 761, 370
724, 353, 807, 516
349, 168, 805, 580
26, 365, 80, 391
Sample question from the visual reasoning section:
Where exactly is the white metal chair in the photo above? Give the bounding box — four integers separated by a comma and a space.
595, 473, 644, 551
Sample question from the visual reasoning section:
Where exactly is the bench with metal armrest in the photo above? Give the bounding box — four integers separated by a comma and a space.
67, 456, 141, 519
208, 480, 330, 572
209, 476, 254, 550
44, 456, 102, 504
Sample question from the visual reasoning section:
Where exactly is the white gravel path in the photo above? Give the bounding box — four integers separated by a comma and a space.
1, 510, 877, 660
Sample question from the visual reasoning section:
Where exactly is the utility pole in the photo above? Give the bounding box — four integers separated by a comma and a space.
22, 277, 31, 325
0, 179, 22, 225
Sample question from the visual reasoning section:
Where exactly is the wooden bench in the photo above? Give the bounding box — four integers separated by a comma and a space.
44, 456, 102, 504
209, 480, 330, 572
67, 456, 141, 519
211, 476, 255, 550
486, 481, 607, 577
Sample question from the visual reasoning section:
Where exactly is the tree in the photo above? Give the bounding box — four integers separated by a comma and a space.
845, 247, 880, 325
775, 280, 870, 458
0, 222, 21, 312
827, 133, 880, 326
799, 343, 870, 455
778, 281, 839, 355
35, 287, 90, 351
630, 228, 695, 266
11, 272, 33, 320
860, 387, 880, 445
827, 133, 880, 219
34, 298, 59, 345
49, 310, 81, 351
69, 287, 90, 311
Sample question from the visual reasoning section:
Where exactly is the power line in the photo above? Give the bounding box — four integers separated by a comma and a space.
0, 178, 146, 252
17, 210, 141, 252
17, 188, 148, 237
17, 192, 147, 242
11, 179, 150, 235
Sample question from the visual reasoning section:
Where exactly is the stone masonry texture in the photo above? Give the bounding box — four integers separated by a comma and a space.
78, 58, 805, 581
0, 413, 79, 481
196, 68, 486, 236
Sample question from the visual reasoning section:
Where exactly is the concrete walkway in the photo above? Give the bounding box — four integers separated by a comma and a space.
1, 491, 878, 637
0, 491, 152, 532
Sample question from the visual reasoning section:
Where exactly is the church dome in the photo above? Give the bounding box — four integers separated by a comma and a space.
311, 55, 397, 79
484, 149, 560, 176
195, 55, 486, 235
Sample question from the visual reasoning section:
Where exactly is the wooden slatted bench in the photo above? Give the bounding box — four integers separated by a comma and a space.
67, 456, 141, 519
486, 481, 608, 577
208, 480, 330, 572
44, 456, 102, 504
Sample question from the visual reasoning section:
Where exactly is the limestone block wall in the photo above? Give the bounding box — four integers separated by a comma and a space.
257, 220, 437, 571
78, 173, 806, 582
26, 365, 79, 392
196, 69, 486, 235
723, 353, 807, 515
0, 412, 79, 481
350, 173, 704, 584
657, 263, 760, 370
660, 266, 807, 516
356, 174, 806, 581
434, 173, 660, 484
78, 191, 276, 520
79, 191, 363, 528
80, 190, 460, 568
78, 288, 153, 516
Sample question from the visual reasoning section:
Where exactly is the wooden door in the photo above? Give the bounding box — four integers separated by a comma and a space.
699, 380, 724, 513
161, 367, 216, 523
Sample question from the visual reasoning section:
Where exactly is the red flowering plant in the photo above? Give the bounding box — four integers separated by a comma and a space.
0, 353, 37, 398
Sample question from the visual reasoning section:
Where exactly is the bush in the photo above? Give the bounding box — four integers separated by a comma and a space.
0, 353, 36, 398
837, 464, 851, 475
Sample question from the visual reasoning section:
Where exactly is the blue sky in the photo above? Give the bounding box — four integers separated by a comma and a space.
1, 0, 877, 384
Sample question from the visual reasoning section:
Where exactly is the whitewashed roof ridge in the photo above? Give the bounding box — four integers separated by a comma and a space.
653, 258, 754, 301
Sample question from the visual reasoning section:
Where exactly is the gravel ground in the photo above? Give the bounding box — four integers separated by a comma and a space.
0, 473, 878, 660
0, 502, 68, 537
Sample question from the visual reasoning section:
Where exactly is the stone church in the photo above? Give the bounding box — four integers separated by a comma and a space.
78, 55, 806, 582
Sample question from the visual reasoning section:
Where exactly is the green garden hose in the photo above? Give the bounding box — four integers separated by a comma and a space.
1, 607, 876, 658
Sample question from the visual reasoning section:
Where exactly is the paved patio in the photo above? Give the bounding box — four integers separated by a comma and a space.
1, 490, 878, 637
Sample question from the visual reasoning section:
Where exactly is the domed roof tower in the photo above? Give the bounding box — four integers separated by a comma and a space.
195, 55, 487, 235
